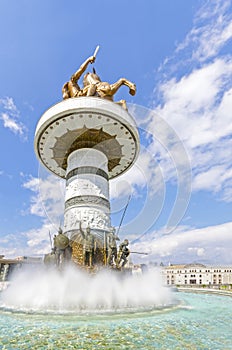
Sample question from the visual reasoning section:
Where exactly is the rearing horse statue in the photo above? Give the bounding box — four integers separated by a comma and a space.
62, 49, 136, 109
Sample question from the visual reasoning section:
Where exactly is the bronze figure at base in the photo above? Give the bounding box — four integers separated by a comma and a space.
44, 224, 131, 273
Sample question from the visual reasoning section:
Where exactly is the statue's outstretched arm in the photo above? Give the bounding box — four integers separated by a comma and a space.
71, 56, 95, 83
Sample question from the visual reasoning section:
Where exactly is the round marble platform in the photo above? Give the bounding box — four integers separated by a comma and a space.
34, 97, 140, 179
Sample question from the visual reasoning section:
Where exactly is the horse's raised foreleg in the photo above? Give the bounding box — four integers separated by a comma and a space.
121, 78, 136, 96
110, 78, 136, 97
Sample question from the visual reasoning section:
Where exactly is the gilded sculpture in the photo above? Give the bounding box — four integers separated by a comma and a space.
62, 46, 136, 109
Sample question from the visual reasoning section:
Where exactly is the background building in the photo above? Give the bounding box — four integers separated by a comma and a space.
162, 263, 232, 287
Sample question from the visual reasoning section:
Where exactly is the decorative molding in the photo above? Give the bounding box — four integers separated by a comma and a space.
65, 195, 110, 209
66, 166, 108, 181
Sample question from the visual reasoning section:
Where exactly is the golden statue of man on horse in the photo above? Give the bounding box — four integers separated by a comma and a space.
62, 46, 136, 109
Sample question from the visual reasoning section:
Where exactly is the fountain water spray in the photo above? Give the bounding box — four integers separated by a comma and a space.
0, 265, 174, 314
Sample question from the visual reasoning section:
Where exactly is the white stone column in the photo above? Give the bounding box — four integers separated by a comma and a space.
63, 148, 111, 241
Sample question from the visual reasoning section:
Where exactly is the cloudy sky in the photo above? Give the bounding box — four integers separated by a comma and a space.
0, 0, 231, 265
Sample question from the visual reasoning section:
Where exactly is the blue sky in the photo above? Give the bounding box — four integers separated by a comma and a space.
0, 0, 232, 265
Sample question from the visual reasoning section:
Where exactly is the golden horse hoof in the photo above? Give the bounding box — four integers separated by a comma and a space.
129, 84, 136, 96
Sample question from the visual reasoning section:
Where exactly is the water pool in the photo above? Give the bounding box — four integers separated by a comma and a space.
0, 292, 231, 349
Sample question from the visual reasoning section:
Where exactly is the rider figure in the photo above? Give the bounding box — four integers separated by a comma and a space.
62, 49, 136, 109
62, 55, 96, 99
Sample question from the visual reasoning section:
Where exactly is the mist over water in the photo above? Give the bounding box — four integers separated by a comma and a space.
0, 266, 174, 314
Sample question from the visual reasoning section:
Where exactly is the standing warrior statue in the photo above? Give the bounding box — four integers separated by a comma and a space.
53, 227, 70, 268
62, 46, 136, 109
107, 228, 120, 267
79, 222, 95, 267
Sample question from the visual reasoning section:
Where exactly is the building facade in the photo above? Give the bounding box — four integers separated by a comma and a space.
162, 263, 232, 286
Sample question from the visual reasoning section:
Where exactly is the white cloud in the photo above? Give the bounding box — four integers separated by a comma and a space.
149, 1, 232, 203
0, 222, 58, 258
153, 59, 232, 201
177, 0, 232, 62
1, 112, 25, 136
1, 173, 66, 258
110, 147, 165, 200
24, 223, 56, 251
154, 58, 232, 147
0, 97, 19, 116
193, 165, 232, 193
0, 97, 27, 139
188, 247, 205, 257
22, 174, 65, 222
132, 221, 232, 264
115, 53, 229, 229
